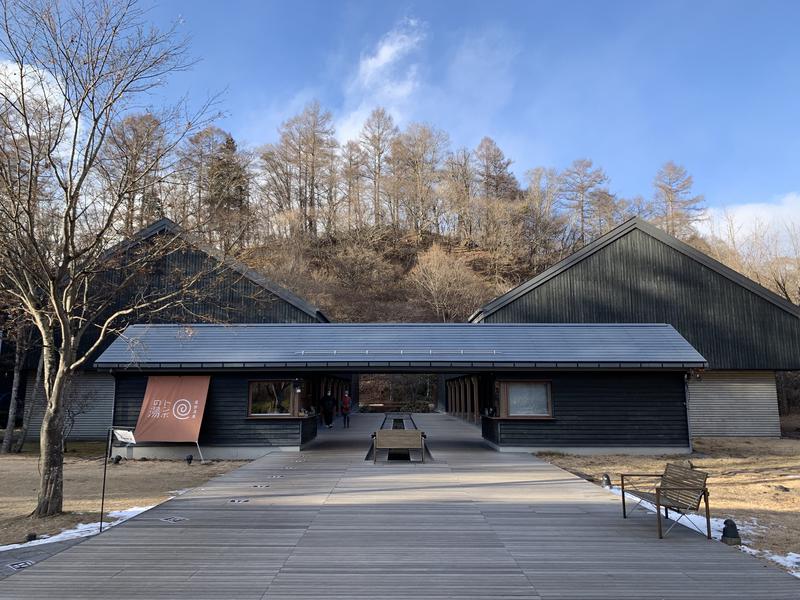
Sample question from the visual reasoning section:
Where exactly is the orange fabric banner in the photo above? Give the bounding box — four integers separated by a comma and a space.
134, 376, 210, 443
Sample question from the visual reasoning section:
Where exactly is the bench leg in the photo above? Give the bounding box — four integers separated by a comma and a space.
704, 490, 711, 539
656, 489, 663, 539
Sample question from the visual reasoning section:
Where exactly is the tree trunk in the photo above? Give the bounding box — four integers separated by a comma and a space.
1, 336, 25, 453
14, 353, 43, 453
32, 368, 68, 517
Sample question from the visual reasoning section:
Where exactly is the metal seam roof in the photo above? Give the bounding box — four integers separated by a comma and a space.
95, 323, 707, 370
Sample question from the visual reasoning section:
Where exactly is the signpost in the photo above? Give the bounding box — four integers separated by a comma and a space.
99, 427, 136, 533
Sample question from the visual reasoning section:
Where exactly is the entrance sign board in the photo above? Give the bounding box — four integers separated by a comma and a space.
113, 429, 136, 444
134, 376, 210, 442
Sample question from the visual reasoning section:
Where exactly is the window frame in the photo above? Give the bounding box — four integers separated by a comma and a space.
247, 379, 299, 418
498, 380, 553, 419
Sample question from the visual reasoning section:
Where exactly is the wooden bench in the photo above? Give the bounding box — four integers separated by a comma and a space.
372, 429, 426, 463
620, 463, 711, 539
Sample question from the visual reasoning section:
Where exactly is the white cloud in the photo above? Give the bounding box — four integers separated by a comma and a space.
701, 192, 800, 251
335, 19, 520, 153
336, 18, 425, 142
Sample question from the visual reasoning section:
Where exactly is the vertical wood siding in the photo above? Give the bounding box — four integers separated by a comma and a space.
114, 374, 313, 446
484, 229, 800, 370
688, 371, 781, 436
27, 372, 114, 440
113, 246, 322, 326
484, 371, 689, 447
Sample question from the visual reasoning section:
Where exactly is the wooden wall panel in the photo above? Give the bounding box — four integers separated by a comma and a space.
484, 371, 689, 447
484, 229, 800, 370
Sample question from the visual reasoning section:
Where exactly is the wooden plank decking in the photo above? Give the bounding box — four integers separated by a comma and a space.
1, 412, 797, 599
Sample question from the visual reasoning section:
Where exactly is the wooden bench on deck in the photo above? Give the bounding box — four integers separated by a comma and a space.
372, 429, 426, 463
620, 463, 711, 539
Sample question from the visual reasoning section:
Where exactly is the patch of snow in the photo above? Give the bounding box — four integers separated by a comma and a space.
0, 506, 153, 553
605, 485, 800, 578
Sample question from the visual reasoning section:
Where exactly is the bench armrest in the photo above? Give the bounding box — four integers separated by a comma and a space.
620, 473, 662, 478
655, 486, 708, 492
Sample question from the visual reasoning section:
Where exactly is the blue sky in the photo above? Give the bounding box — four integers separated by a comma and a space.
146, 0, 800, 223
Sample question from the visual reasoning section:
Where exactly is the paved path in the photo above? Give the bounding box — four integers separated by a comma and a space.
1, 413, 797, 599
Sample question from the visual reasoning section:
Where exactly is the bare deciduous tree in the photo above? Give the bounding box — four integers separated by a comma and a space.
408, 244, 495, 322
0, 0, 214, 517
652, 161, 704, 239
0, 319, 31, 453
360, 107, 397, 227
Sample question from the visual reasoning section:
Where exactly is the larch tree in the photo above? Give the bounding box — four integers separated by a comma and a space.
389, 123, 448, 238
442, 148, 477, 242
652, 161, 704, 239
0, 0, 213, 517
360, 107, 397, 227
105, 113, 169, 235
521, 167, 567, 272
177, 126, 228, 229
560, 158, 609, 245
341, 140, 367, 230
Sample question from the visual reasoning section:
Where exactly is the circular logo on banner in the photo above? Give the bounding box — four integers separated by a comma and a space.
172, 398, 193, 420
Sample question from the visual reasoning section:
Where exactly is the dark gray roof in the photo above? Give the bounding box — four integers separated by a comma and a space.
127, 218, 329, 323
470, 217, 800, 322
95, 323, 706, 370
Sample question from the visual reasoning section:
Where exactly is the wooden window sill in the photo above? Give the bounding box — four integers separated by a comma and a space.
246, 415, 299, 419
486, 415, 555, 420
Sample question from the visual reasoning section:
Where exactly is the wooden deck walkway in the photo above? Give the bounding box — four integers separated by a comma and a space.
2, 412, 797, 599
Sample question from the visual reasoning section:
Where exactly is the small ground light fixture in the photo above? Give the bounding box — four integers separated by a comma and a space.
601, 473, 612, 488
721, 519, 741, 545
113, 455, 122, 464
185, 454, 193, 465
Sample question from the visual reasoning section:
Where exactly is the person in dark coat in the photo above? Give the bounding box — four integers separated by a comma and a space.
341, 390, 352, 428
321, 389, 335, 428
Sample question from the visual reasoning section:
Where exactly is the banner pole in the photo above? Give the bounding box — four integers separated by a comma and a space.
99, 427, 112, 533
195, 441, 205, 464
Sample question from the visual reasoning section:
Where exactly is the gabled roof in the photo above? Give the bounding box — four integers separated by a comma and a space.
95, 322, 706, 370
470, 217, 800, 322
126, 218, 329, 323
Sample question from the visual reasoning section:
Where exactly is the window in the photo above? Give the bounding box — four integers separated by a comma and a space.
248, 381, 297, 416
501, 381, 551, 417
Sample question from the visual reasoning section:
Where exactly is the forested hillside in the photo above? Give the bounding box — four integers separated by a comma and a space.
107, 102, 800, 322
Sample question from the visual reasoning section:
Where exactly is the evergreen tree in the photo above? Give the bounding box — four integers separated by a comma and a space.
207, 134, 250, 251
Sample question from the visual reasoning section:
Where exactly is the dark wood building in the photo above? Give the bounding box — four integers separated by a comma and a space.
97, 323, 705, 455
470, 217, 800, 436
26, 219, 329, 441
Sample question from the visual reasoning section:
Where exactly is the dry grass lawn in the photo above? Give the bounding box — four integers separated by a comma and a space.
539, 436, 800, 559
0, 442, 244, 546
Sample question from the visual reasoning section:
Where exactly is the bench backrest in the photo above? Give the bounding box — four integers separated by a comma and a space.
374, 429, 423, 450
660, 463, 708, 510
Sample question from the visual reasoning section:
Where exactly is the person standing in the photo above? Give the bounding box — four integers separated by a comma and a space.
341, 390, 352, 429
321, 388, 335, 429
